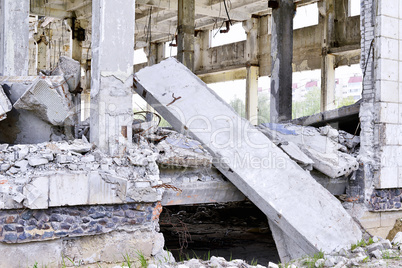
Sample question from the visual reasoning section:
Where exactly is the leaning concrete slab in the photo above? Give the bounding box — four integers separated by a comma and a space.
134, 58, 362, 259
0, 84, 12, 121
13, 77, 72, 125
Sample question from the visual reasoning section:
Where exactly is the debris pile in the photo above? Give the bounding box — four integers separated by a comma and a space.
146, 233, 402, 268
258, 123, 360, 195
0, 57, 81, 143
0, 137, 162, 210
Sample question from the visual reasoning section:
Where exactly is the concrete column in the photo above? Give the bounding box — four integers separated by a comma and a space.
246, 66, 259, 125
91, 0, 135, 155
319, 0, 336, 112
243, 18, 260, 125
0, 0, 29, 76
194, 30, 210, 71
37, 41, 48, 72
270, 0, 294, 123
146, 43, 165, 66
177, 0, 195, 71
321, 54, 336, 111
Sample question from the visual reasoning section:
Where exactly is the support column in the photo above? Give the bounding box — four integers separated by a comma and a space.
246, 66, 259, 124
37, 40, 48, 72
321, 54, 336, 111
0, 0, 29, 76
177, 0, 195, 71
91, 0, 135, 155
243, 18, 260, 125
270, 0, 294, 123
145, 43, 164, 113
319, 0, 336, 112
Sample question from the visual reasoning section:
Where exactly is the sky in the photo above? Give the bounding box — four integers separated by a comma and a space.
133, 0, 362, 107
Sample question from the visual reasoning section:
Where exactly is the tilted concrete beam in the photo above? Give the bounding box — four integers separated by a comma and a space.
134, 58, 362, 261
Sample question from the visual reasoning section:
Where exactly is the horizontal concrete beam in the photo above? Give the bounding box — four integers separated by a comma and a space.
290, 100, 360, 126
161, 181, 246, 206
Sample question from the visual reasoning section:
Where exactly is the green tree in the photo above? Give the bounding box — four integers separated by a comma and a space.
337, 96, 356, 108
230, 97, 246, 118
258, 93, 270, 124
292, 87, 321, 119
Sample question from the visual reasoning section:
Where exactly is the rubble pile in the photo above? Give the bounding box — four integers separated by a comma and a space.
145, 233, 402, 268
258, 123, 360, 195
0, 136, 161, 210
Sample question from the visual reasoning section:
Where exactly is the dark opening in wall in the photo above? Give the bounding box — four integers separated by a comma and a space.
159, 201, 279, 265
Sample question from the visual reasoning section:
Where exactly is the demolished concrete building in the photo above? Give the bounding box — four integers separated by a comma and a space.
0, 0, 401, 267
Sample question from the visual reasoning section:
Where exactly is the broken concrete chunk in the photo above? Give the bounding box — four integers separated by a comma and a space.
0, 84, 12, 121
13, 77, 72, 125
157, 135, 212, 167
0, 144, 9, 150
278, 141, 314, 170
28, 157, 49, 167
14, 160, 29, 172
22, 176, 49, 209
128, 154, 148, 166
51, 56, 81, 93
58, 139, 92, 153
258, 123, 359, 178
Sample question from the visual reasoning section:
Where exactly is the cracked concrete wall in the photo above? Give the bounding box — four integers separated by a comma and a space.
90, 0, 135, 155
359, 0, 402, 192
0, 0, 29, 76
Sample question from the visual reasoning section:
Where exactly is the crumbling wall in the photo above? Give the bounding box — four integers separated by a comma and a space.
0, 138, 166, 267
356, 0, 402, 238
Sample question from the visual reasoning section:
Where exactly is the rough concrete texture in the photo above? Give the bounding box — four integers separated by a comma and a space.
0, 84, 11, 121
63, 230, 159, 266
0, 138, 162, 210
0, 239, 62, 268
0, 0, 29, 76
51, 56, 81, 92
0, 73, 77, 143
14, 76, 73, 125
134, 58, 362, 260
90, 0, 135, 155
258, 123, 359, 179
270, 0, 294, 123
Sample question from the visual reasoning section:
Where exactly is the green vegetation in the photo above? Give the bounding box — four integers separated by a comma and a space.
250, 258, 258, 266
351, 237, 374, 251
292, 87, 320, 119
230, 97, 246, 118
135, 251, 149, 268
303, 250, 325, 268
351, 238, 367, 250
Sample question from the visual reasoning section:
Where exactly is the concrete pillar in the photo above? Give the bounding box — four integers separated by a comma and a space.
177, 0, 195, 71
321, 54, 336, 111
0, 0, 29, 76
243, 18, 260, 125
319, 0, 336, 112
246, 66, 259, 125
146, 43, 164, 66
91, 0, 135, 155
270, 0, 294, 123
37, 41, 48, 72
194, 30, 210, 72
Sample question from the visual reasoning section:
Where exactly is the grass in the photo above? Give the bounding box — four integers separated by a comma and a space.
303, 250, 325, 268
351, 237, 375, 251
250, 258, 258, 266
382, 250, 401, 260
135, 251, 149, 268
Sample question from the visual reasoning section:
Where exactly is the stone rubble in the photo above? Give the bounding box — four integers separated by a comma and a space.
257, 123, 359, 179
0, 136, 163, 210
145, 233, 402, 268
0, 85, 12, 121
